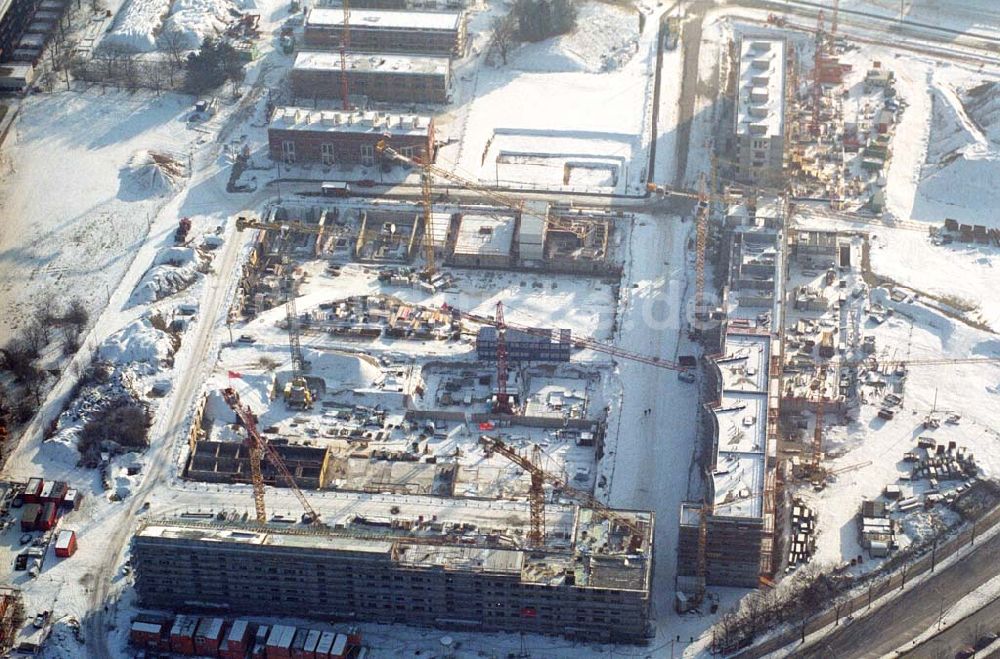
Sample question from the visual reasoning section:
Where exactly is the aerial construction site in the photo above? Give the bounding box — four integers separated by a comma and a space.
0, 0, 1000, 657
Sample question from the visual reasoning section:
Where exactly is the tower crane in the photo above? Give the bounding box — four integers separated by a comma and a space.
339, 0, 351, 110
479, 435, 648, 550
221, 387, 321, 525
492, 301, 515, 415
444, 302, 691, 372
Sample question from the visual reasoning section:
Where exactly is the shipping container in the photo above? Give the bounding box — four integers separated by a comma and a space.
130, 621, 163, 649
329, 634, 348, 659
23, 478, 43, 504
195, 617, 226, 656
266, 624, 297, 659
302, 629, 321, 658
62, 488, 81, 510
38, 480, 54, 502
54, 529, 77, 557
290, 628, 309, 658
20, 503, 41, 531
220, 619, 252, 658
315, 631, 336, 658
251, 624, 270, 659
46, 481, 68, 504
345, 629, 361, 647
38, 502, 58, 530
170, 615, 200, 655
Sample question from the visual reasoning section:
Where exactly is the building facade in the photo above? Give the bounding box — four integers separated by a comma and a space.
132, 511, 654, 643
267, 107, 434, 166
303, 8, 466, 56
733, 38, 786, 184
291, 51, 451, 104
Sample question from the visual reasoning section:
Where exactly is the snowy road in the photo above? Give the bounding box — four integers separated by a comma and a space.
82, 147, 255, 656
605, 211, 699, 625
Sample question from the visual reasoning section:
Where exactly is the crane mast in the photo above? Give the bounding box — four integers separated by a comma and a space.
221, 387, 321, 525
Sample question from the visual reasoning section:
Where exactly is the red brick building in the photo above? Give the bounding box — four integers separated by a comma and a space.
303, 8, 466, 56
267, 106, 434, 166
291, 51, 451, 104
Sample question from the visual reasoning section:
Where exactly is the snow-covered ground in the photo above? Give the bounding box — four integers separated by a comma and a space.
435, 0, 660, 194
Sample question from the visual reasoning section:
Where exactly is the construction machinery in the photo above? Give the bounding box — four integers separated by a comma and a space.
282, 274, 313, 410
221, 387, 321, 525
479, 435, 648, 550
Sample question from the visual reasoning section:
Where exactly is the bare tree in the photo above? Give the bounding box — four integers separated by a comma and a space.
157, 29, 188, 70
487, 13, 516, 66
64, 297, 89, 335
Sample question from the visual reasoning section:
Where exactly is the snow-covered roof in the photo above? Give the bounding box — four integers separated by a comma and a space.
55, 530, 75, 549
709, 332, 772, 519
307, 7, 462, 32
269, 107, 432, 137
735, 37, 785, 139
294, 51, 450, 77
453, 214, 515, 256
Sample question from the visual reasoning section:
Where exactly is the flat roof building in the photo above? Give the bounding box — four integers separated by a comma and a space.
733, 37, 786, 185
678, 332, 778, 588
268, 106, 434, 166
132, 507, 654, 643
291, 51, 451, 104
304, 8, 467, 56
450, 213, 515, 269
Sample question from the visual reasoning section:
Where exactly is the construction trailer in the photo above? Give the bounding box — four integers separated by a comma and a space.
132, 509, 655, 644
267, 107, 434, 167
291, 51, 451, 104
303, 8, 467, 56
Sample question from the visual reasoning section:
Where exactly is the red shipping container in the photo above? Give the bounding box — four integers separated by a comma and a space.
20, 503, 41, 531
54, 529, 77, 557
266, 624, 296, 659
23, 478, 43, 504
170, 615, 200, 655
290, 628, 310, 659
251, 624, 270, 659
346, 628, 362, 647
302, 630, 321, 658
315, 632, 336, 658
328, 634, 348, 659
195, 617, 226, 656
130, 621, 163, 649
45, 481, 68, 504
38, 502, 58, 531
220, 619, 252, 659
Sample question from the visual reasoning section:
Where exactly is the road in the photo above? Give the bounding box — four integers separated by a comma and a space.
796, 530, 1000, 658
671, 0, 708, 188
902, 593, 1000, 659
82, 167, 252, 655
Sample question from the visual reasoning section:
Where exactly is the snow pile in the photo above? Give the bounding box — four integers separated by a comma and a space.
915, 81, 1000, 228
98, 314, 177, 368
963, 81, 1000, 144
120, 150, 187, 199
128, 245, 208, 307
162, 0, 239, 50
507, 2, 639, 74
101, 0, 173, 53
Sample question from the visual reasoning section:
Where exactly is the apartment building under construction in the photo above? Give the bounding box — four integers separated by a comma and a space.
132, 507, 655, 643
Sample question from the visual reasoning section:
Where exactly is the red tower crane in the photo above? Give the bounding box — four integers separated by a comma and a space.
222, 387, 321, 525
493, 301, 515, 415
